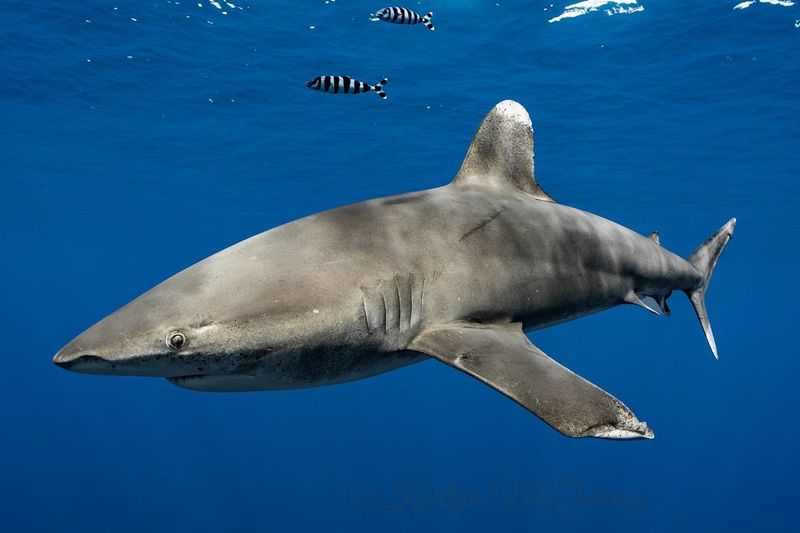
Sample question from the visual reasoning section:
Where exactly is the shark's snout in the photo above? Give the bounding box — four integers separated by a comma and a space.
53, 352, 110, 372
53, 341, 82, 366
53, 342, 118, 374
53, 339, 194, 377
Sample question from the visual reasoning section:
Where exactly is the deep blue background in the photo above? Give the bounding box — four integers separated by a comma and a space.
2, 1, 799, 530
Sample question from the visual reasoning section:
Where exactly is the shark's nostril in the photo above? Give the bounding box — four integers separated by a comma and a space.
53, 351, 106, 372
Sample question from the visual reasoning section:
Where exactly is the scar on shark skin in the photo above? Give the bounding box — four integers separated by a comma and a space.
460, 209, 503, 242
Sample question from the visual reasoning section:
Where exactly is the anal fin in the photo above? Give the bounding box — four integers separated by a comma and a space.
656, 295, 671, 316
409, 322, 653, 440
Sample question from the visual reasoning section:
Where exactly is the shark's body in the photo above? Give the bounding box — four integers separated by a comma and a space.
54, 101, 735, 440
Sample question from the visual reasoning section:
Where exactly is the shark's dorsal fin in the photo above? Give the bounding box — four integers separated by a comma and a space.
649, 231, 660, 245
452, 100, 556, 202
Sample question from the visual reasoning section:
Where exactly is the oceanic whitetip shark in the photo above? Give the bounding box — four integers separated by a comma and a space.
54, 100, 735, 440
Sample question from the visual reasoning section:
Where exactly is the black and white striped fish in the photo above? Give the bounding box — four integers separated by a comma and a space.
305, 75, 389, 100
373, 7, 435, 31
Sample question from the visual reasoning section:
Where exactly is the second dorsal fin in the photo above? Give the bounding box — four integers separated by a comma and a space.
452, 100, 556, 202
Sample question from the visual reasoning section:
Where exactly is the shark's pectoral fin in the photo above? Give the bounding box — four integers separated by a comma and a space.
409, 322, 653, 440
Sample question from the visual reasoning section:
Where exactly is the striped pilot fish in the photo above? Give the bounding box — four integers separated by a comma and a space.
373, 7, 435, 31
305, 76, 389, 100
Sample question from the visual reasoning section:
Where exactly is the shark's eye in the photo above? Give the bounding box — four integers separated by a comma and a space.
166, 331, 186, 350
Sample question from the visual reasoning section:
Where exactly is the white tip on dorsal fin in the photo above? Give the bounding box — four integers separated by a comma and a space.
452, 100, 556, 202
649, 231, 660, 245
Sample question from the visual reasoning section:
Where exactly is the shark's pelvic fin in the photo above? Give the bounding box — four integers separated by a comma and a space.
686, 218, 736, 359
649, 231, 660, 245
624, 290, 662, 315
409, 322, 653, 439
452, 100, 556, 203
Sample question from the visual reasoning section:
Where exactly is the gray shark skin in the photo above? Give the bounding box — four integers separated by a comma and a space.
54, 100, 735, 440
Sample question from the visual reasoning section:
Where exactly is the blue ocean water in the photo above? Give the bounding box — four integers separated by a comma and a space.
2, 0, 799, 530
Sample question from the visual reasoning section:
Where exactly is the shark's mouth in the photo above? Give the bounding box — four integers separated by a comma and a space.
167, 372, 263, 392
167, 373, 218, 385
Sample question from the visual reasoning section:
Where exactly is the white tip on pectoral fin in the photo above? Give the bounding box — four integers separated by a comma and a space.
582, 423, 655, 440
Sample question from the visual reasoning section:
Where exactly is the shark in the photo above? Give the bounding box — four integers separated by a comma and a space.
53, 100, 735, 440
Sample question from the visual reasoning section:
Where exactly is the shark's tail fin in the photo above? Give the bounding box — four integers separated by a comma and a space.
685, 218, 736, 359
422, 12, 435, 31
